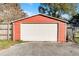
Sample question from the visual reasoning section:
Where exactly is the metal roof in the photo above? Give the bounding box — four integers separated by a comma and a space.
11, 14, 68, 23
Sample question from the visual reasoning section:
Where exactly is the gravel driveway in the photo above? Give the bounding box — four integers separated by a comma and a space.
0, 42, 79, 56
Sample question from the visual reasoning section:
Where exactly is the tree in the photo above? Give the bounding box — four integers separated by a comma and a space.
38, 3, 77, 20
70, 13, 79, 27
0, 3, 27, 23
39, 3, 79, 42
0, 3, 28, 40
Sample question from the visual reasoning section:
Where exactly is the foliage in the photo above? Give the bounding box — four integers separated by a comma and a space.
38, 3, 77, 20
70, 13, 79, 27
0, 3, 27, 22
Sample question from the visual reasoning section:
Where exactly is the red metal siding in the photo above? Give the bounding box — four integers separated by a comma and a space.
13, 21, 20, 41
13, 15, 67, 43
58, 22, 67, 43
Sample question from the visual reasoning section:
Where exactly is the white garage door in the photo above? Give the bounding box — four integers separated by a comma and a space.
21, 24, 57, 41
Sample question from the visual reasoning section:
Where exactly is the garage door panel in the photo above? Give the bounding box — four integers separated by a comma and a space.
21, 24, 57, 41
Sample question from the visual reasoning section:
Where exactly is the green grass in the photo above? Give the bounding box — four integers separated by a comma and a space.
0, 40, 23, 50
74, 37, 79, 44
75, 33, 79, 37
74, 32, 79, 43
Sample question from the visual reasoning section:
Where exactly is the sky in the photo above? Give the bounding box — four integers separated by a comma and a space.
20, 3, 40, 16
20, 3, 72, 20
20, 3, 79, 20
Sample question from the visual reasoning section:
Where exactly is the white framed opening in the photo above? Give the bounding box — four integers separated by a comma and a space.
20, 24, 57, 41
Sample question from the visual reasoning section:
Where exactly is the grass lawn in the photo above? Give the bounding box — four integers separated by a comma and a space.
74, 32, 79, 43
75, 32, 79, 37
74, 37, 79, 44
0, 40, 23, 50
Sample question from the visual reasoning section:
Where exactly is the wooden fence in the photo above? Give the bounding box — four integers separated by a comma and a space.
0, 23, 12, 40
0, 23, 78, 41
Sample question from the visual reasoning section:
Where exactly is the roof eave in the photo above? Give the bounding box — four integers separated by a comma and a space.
11, 14, 68, 23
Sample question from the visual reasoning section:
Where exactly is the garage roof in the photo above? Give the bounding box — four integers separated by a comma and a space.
11, 14, 68, 23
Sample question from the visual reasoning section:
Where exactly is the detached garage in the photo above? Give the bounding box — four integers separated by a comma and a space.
12, 14, 67, 43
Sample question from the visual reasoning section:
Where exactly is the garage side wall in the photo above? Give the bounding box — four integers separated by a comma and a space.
13, 15, 67, 43
13, 21, 20, 41
58, 22, 67, 43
